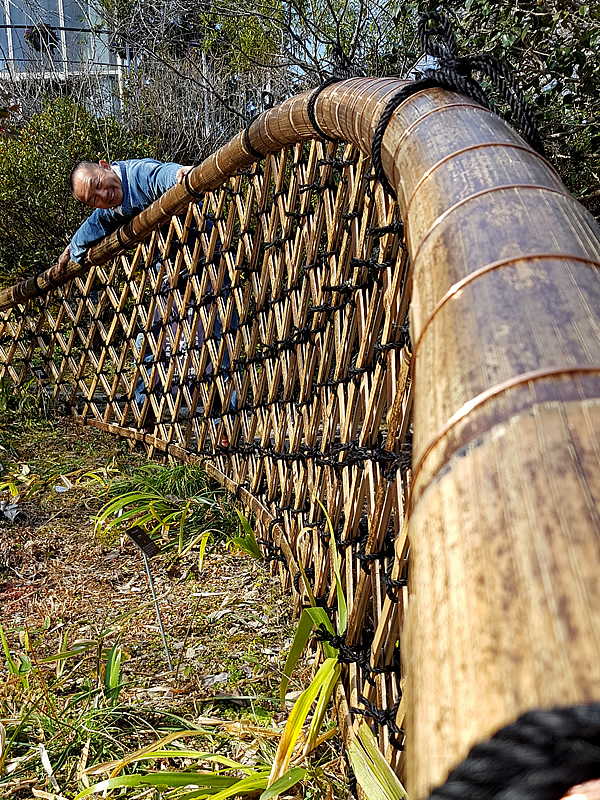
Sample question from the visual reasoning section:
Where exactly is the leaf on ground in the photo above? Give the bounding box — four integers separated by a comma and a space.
200, 671, 230, 687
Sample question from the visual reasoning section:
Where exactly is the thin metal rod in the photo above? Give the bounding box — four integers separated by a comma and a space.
143, 552, 173, 670
0, 25, 111, 33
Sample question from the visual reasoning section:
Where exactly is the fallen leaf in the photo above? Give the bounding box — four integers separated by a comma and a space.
200, 672, 230, 687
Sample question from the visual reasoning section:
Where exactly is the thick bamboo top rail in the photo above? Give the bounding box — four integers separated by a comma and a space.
0, 77, 411, 310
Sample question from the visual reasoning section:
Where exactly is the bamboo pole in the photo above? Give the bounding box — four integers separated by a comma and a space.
381, 92, 600, 796
0, 77, 405, 311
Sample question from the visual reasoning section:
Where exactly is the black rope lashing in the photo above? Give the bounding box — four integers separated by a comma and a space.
351, 695, 404, 749
242, 85, 276, 160
183, 170, 205, 200
306, 76, 343, 142
427, 703, 600, 800
293, 566, 315, 593
342, 745, 360, 800
244, 117, 266, 161
219, 439, 411, 479
257, 537, 287, 566
315, 626, 396, 681
234, 481, 250, 501
371, 12, 545, 197
381, 557, 408, 603
266, 516, 283, 538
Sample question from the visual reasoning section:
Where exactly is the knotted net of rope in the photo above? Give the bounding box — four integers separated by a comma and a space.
427, 703, 600, 800
372, 11, 545, 197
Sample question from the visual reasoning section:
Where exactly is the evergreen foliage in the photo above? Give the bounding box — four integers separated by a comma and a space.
0, 97, 155, 286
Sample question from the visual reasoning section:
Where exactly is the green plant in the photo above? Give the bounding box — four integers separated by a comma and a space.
0, 612, 191, 791
0, 621, 31, 690
0, 97, 155, 286
103, 640, 123, 706
94, 462, 235, 558
347, 722, 407, 800
0, 461, 48, 500
267, 497, 346, 788
228, 510, 264, 560
74, 736, 307, 800
0, 377, 47, 420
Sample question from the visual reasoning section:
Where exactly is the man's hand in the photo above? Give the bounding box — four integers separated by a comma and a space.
176, 166, 193, 184
57, 245, 71, 270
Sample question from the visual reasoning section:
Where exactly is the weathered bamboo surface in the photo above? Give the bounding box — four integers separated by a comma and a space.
0, 77, 599, 798
384, 92, 600, 797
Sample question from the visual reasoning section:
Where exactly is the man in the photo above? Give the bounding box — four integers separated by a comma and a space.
57, 158, 193, 268
61, 157, 236, 442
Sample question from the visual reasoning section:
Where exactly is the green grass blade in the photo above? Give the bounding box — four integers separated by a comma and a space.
279, 609, 315, 702
259, 767, 307, 800
269, 657, 337, 785
305, 607, 337, 659
280, 606, 338, 704
202, 772, 270, 800
304, 661, 341, 754
233, 510, 263, 560
347, 722, 407, 800
297, 557, 316, 607
104, 642, 122, 705
313, 495, 347, 632
235, 509, 254, 539
356, 720, 407, 799
196, 529, 212, 570
121, 752, 258, 773
0, 621, 18, 674
39, 640, 97, 663
75, 771, 240, 799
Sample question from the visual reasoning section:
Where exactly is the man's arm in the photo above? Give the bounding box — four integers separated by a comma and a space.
68, 208, 123, 265
130, 160, 193, 208
61, 161, 193, 267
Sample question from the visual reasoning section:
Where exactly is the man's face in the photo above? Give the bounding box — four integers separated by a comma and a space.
73, 161, 124, 209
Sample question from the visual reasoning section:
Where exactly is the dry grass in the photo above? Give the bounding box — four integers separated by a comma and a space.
0, 416, 344, 798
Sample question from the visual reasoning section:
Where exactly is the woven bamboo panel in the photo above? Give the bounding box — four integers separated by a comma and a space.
0, 137, 412, 775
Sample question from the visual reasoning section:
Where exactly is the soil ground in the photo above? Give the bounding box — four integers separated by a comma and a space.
0, 413, 343, 798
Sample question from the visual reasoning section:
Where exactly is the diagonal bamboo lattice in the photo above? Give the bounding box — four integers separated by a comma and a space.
0, 117, 413, 775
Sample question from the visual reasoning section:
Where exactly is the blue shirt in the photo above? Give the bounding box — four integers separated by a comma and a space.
70, 158, 181, 264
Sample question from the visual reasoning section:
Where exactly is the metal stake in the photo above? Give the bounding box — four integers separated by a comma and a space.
143, 552, 173, 670
125, 526, 172, 670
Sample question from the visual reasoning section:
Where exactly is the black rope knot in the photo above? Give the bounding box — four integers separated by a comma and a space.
352, 695, 403, 735
428, 703, 600, 800
315, 624, 347, 652
351, 695, 404, 749
371, 12, 545, 198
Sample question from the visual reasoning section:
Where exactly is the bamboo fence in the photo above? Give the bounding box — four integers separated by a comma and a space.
1, 77, 600, 798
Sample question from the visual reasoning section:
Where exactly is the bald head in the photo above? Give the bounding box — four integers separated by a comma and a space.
70, 161, 96, 193
70, 160, 124, 209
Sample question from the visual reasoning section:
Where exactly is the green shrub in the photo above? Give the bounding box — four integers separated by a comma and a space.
94, 462, 237, 558
0, 97, 156, 287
